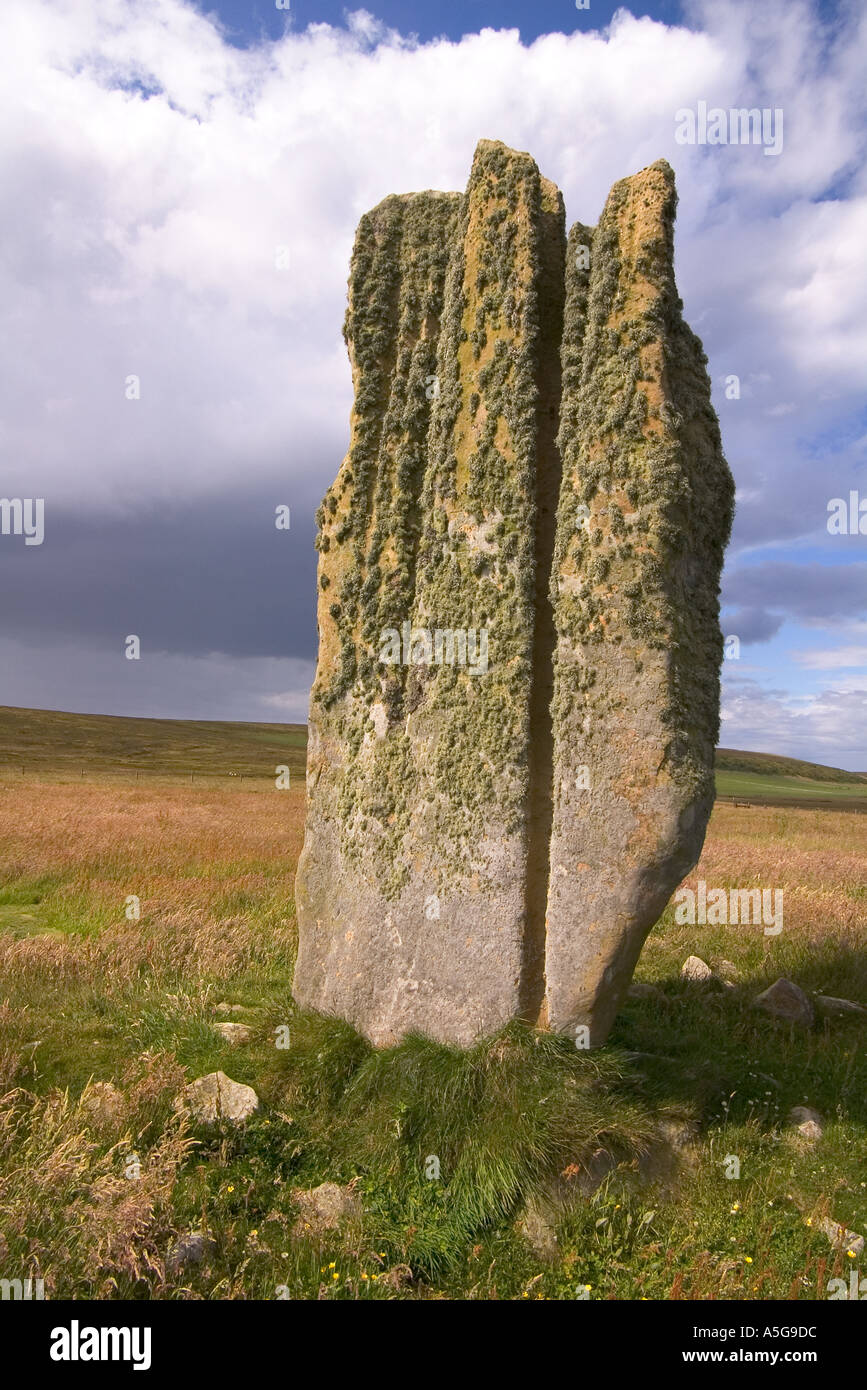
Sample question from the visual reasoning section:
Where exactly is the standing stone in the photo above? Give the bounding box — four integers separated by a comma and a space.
295, 143, 564, 1044
294, 186, 461, 1043
294, 142, 732, 1048
545, 161, 733, 1043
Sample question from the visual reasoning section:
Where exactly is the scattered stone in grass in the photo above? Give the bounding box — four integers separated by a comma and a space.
656, 1119, 699, 1152
681, 957, 733, 992
753, 978, 815, 1027
681, 955, 713, 984
817, 1217, 864, 1258
787, 1106, 823, 1143
581, 1147, 619, 1193
716, 960, 739, 980
517, 1197, 560, 1262
627, 982, 669, 1003
290, 1181, 361, 1238
178, 1071, 260, 1124
516, 1163, 607, 1260
814, 994, 867, 1019
637, 1118, 701, 1191
215, 1002, 243, 1014
166, 1230, 216, 1275
213, 1022, 254, 1045
81, 1080, 125, 1131
381, 1263, 413, 1289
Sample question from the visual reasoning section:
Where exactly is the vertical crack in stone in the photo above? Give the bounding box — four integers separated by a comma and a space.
518, 177, 565, 1026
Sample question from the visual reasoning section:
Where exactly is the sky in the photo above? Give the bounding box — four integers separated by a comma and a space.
0, 0, 865, 768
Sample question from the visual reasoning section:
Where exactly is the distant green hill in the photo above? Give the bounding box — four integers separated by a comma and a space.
715, 747, 866, 786
0, 706, 307, 779
714, 748, 866, 808
0, 709, 863, 805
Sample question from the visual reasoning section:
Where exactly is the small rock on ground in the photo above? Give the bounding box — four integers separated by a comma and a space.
681, 955, 714, 983
213, 1022, 254, 1045
166, 1231, 216, 1275
814, 995, 867, 1019
818, 1217, 864, 1258
178, 1071, 260, 1124
291, 1182, 361, 1238
753, 978, 815, 1027
788, 1105, 823, 1142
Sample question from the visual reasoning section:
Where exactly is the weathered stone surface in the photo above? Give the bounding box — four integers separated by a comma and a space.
291, 1182, 361, 1238
293, 186, 462, 1045
545, 161, 733, 1043
166, 1231, 216, 1275
295, 142, 565, 1044
679, 956, 733, 992
213, 1022, 254, 1045
814, 994, 867, 1019
788, 1105, 823, 1142
681, 955, 714, 983
178, 1071, 259, 1124
294, 140, 732, 1048
753, 978, 815, 1027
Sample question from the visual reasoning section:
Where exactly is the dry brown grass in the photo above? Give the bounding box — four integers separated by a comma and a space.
0, 778, 863, 995
0, 775, 305, 901
694, 803, 865, 941
0, 1054, 195, 1296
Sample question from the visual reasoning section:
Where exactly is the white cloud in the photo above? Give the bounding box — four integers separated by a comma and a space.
793, 645, 867, 670
1, 0, 866, 754
720, 676, 867, 770
2, 0, 863, 516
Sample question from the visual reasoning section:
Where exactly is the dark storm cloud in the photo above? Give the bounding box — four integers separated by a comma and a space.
719, 606, 784, 644
722, 562, 867, 623
0, 485, 321, 661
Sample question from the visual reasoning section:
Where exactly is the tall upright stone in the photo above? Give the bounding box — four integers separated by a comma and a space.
295, 143, 564, 1044
294, 143, 733, 1048
293, 189, 459, 1042
545, 161, 734, 1043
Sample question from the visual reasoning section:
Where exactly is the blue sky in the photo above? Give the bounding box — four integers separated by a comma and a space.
208, 0, 683, 46
205, 0, 846, 46
0, 0, 864, 767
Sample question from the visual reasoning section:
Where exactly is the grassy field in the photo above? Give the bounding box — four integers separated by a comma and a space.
715, 747, 867, 808
715, 771, 867, 804
0, 711, 864, 1300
